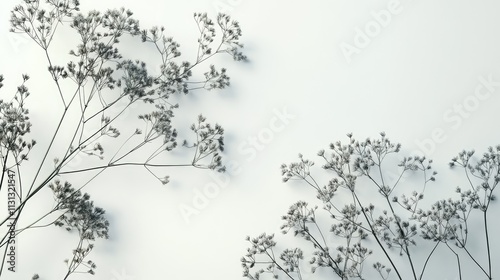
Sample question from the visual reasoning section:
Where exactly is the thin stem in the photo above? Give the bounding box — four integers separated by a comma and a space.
45, 49, 67, 107
368, 167, 417, 280
302, 229, 344, 278
351, 191, 403, 280
456, 239, 489, 277
261, 247, 296, 280
483, 211, 492, 279
0, 153, 9, 192
13, 208, 59, 236
385, 195, 418, 280
419, 242, 440, 280
59, 162, 193, 175
445, 243, 462, 280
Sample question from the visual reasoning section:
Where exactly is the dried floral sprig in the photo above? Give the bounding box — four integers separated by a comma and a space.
1, 0, 246, 278
243, 133, 498, 280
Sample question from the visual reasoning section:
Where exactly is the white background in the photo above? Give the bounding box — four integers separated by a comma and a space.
1, 0, 500, 279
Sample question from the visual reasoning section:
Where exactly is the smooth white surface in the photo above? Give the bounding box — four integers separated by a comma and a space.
1, 0, 500, 279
